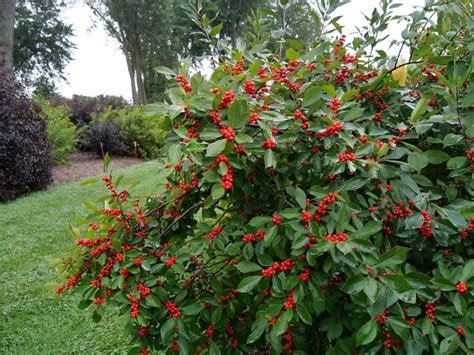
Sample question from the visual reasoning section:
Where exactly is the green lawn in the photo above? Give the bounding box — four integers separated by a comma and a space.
0, 161, 161, 354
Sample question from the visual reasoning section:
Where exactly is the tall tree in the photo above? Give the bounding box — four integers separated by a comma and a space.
0, 0, 16, 74
13, 0, 75, 88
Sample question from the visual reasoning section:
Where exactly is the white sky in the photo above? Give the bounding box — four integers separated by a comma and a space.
56, 0, 423, 101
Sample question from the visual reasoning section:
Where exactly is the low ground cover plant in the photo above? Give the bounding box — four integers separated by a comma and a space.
57, 1, 473, 353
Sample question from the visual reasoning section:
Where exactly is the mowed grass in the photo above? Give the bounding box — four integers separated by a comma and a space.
0, 161, 162, 354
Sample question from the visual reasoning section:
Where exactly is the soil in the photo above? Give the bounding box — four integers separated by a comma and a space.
52, 152, 142, 185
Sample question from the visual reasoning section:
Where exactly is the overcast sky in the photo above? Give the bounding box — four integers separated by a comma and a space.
56, 0, 423, 101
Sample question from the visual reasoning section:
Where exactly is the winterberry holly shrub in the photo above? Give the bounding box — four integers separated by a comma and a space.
58, 4, 474, 354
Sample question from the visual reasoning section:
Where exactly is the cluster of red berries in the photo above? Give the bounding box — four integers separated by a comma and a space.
262, 259, 294, 277
283, 328, 293, 351
301, 210, 312, 223
457, 326, 465, 337
92, 296, 106, 305
373, 112, 382, 122
425, 302, 436, 321
375, 310, 390, 325
130, 297, 140, 318
209, 110, 221, 125
272, 215, 282, 224
418, 211, 433, 238
316, 121, 343, 139
299, 268, 310, 281
176, 74, 192, 94
136, 284, 151, 299
316, 192, 336, 216
382, 330, 401, 349
456, 281, 468, 293
461, 217, 474, 239
283, 289, 295, 309
244, 79, 256, 96
242, 230, 265, 243
329, 98, 341, 117
171, 338, 179, 351
262, 138, 276, 149
325, 232, 347, 244
205, 324, 214, 339
218, 90, 235, 109
337, 150, 356, 162
102, 176, 129, 202
138, 326, 148, 337
212, 154, 234, 190
294, 109, 309, 129
204, 225, 223, 241
217, 288, 238, 304
248, 112, 259, 124
164, 300, 181, 319
165, 256, 176, 268
467, 149, 474, 170
134, 256, 144, 266
220, 125, 236, 140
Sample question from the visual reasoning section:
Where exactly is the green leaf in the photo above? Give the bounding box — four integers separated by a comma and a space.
377, 246, 409, 269
431, 277, 455, 291
408, 153, 428, 173
264, 149, 275, 168
336, 205, 350, 233
353, 221, 382, 238
341, 274, 365, 294
235, 133, 253, 144
295, 187, 306, 209
461, 260, 474, 281
286, 48, 298, 60
356, 319, 378, 345
212, 186, 225, 200
386, 317, 411, 342
182, 303, 202, 315
155, 66, 176, 77
209, 341, 221, 355
296, 303, 312, 325
429, 55, 453, 65
80, 178, 98, 185
228, 100, 250, 129
235, 261, 262, 273
453, 293, 467, 316
206, 139, 227, 157
274, 310, 292, 336
322, 85, 336, 98
209, 23, 223, 37
237, 276, 262, 293
247, 318, 267, 344
339, 177, 367, 191
410, 98, 428, 123
447, 156, 468, 169
146, 294, 161, 307
425, 150, 451, 164
381, 274, 412, 293
249, 216, 272, 227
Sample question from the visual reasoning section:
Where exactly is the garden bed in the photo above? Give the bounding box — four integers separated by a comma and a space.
52, 152, 142, 185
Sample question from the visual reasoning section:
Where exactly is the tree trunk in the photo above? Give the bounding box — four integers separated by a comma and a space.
133, 43, 147, 104
0, 0, 16, 74
125, 52, 138, 104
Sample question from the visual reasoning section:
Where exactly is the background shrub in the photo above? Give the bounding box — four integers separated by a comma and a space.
86, 119, 126, 157
0, 73, 51, 202
38, 99, 78, 165
48, 94, 128, 127
99, 107, 167, 159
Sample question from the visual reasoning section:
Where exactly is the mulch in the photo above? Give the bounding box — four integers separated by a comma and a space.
52, 152, 143, 185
